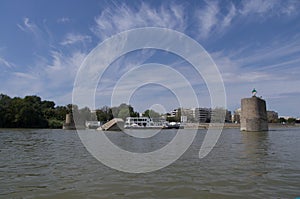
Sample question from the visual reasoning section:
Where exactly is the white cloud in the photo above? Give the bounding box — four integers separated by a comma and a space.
13, 72, 37, 80
44, 50, 86, 103
240, 0, 299, 16
57, 17, 70, 24
196, 1, 237, 39
221, 3, 237, 29
44, 50, 86, 87
0, 50, 87, 105
212, 36, 300, 84
17, 17, 39, 35
242, 40, 300, 68
240, 0, 275, 15
17, 17, 48, 45
60, 33, 91, 46
0, 57, 14, 68
195, 0, 299, 39
196, 1, 219, 38
209, 33, 300, 114
91, 3, 187, 39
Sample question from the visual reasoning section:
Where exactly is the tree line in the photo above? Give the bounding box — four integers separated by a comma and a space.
95, 104, 163, 123
0, 94, 70, 128
0, 94, 163, 128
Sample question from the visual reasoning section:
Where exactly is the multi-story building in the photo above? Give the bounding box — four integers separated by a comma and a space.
225, 110, 232, 123
195, 108, 211, 123
166, 108, 181, 122
170, 107, 233, 123
210, 108, 232, 123
180, 108, 196, 123
232, 108, 241, 123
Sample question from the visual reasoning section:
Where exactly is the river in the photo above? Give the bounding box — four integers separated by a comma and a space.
0, 128, 299, 198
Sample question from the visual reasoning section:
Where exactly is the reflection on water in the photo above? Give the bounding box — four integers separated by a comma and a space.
0, 128, 300, 198
241, 131, 269, 177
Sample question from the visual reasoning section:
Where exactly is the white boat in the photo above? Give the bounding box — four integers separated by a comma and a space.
85, 121, 101, 129
162, 122, 181, 129
124, 117, 163, 129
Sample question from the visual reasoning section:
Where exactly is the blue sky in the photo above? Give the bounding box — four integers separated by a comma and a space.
1, 0, 300, 117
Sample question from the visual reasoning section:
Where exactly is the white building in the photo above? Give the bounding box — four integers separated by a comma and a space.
180, 108, 196, 122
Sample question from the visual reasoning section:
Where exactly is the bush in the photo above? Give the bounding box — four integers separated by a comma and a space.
48, 119, 63, 129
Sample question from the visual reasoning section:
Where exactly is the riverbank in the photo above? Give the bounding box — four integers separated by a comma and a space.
0, 123, 298, 131
183, 123, 300, 129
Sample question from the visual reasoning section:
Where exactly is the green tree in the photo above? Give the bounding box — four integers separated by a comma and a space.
96, 106, 113, 122
142, 109, 160, 118
0, 93, 77, 128
0, 94, 12, 127
54, 106, 68, 121
118, 108, 130, 120
18, 104, 47, 127
66, 104, 78, 114
41, 100, 56, 121
7, 95, 48, 128
111, 103, 139, 119
287, 117, 296, 124
22, 96, 48, 127
10, 97, 26, 127
79, 107, 92, 121
166, 116, 178, 122
278, 117, 286, 124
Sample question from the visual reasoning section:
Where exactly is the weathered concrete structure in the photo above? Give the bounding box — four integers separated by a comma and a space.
63, 113, 76, 130
98, 118, 124, 131
240, 96, 268, 131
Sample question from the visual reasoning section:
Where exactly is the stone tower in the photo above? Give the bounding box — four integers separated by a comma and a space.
240, 96, 268, 132
63, 113, 76, 130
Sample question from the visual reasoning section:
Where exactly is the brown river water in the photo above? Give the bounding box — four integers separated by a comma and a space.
0, 128, 300, 198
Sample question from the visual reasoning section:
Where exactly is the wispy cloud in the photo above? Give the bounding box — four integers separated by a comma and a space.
88, 2, 190, 106
17, 17, 49, 47
44, 50, 86, 88
90, 1, 299, 41
195, 0, 299, 39
87, 0, 300, 113
0, 49, 86, 105
17, 17, 40, 36
221, 3, 237, 29
212, 34, 300, 83
210, 33, 300, 112
13, 72, 37, 80
195, 1, 239, 39
240, 0, 276, 16
196, 1, 219, 38
60, 33, 91, 46
91, 2, 187, 39
57, 17, 70, 24
240, 0, 299, 16
0, 57, 14, 68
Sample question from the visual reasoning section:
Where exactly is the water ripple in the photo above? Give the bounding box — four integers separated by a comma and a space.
0, 128, 300, 198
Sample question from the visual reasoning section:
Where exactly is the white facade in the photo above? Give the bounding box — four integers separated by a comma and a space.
125, 117, 154, 127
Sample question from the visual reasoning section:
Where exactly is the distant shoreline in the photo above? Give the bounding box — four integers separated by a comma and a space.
0, 123, 299, 130
184, 123, 300, 129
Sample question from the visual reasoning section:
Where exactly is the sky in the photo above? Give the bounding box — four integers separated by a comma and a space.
0, 0, 300, 117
